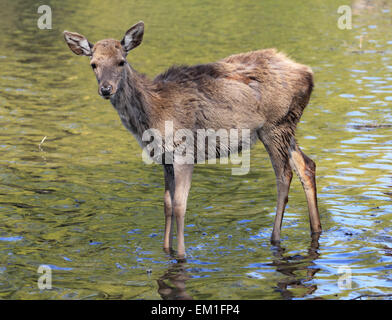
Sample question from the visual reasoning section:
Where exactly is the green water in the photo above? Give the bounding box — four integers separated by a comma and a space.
0, 0, 391, 299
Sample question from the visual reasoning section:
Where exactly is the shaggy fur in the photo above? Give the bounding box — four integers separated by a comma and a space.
64, 22, 321, 257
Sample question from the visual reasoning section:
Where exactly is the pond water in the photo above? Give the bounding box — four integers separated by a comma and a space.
0, 0, 391, 299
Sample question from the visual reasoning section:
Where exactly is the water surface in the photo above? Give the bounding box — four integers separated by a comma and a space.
0, 0, 391, 299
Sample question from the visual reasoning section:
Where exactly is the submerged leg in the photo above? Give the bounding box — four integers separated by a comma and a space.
272, 165, 293, 242
258, 128, 293, 242
163, 164, 175, 251
288, 139, 322, 234
172, 163, 194, 258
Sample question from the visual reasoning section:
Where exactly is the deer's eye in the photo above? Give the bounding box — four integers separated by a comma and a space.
118, 60, 125, 67
91, 63, 97, 69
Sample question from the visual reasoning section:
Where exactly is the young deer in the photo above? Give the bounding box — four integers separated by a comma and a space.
64, 21, 322, 257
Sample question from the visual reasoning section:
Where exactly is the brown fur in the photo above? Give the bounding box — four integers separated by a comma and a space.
64, 22, 321, 257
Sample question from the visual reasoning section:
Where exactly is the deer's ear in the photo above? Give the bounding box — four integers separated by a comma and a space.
121, 21, 144, 54
63, 31, 93, 56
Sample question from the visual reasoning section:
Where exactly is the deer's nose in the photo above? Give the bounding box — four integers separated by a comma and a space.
100, 85, 112, 97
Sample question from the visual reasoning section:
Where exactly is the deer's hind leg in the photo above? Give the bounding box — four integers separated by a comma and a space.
288, 138, 322, 234
258, 127, 293, 242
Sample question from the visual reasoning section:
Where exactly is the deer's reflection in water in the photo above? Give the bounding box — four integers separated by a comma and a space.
157, 234, 321, 300
157, 258, 193, 300
270, 233, 321, 299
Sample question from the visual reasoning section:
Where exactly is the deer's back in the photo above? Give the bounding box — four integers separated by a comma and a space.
152, 49, 313, 133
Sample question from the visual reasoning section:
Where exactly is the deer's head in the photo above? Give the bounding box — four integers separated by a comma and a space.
63, 21, 144, 99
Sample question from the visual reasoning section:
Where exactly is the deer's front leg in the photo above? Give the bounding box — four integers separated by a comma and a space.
163, 164, 175, 251
172, 163, 194, 258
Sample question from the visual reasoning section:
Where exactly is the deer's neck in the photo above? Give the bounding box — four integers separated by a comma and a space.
110, 65, 153, 143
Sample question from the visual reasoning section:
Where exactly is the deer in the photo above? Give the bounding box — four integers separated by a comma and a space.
63, 21, 322, 258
